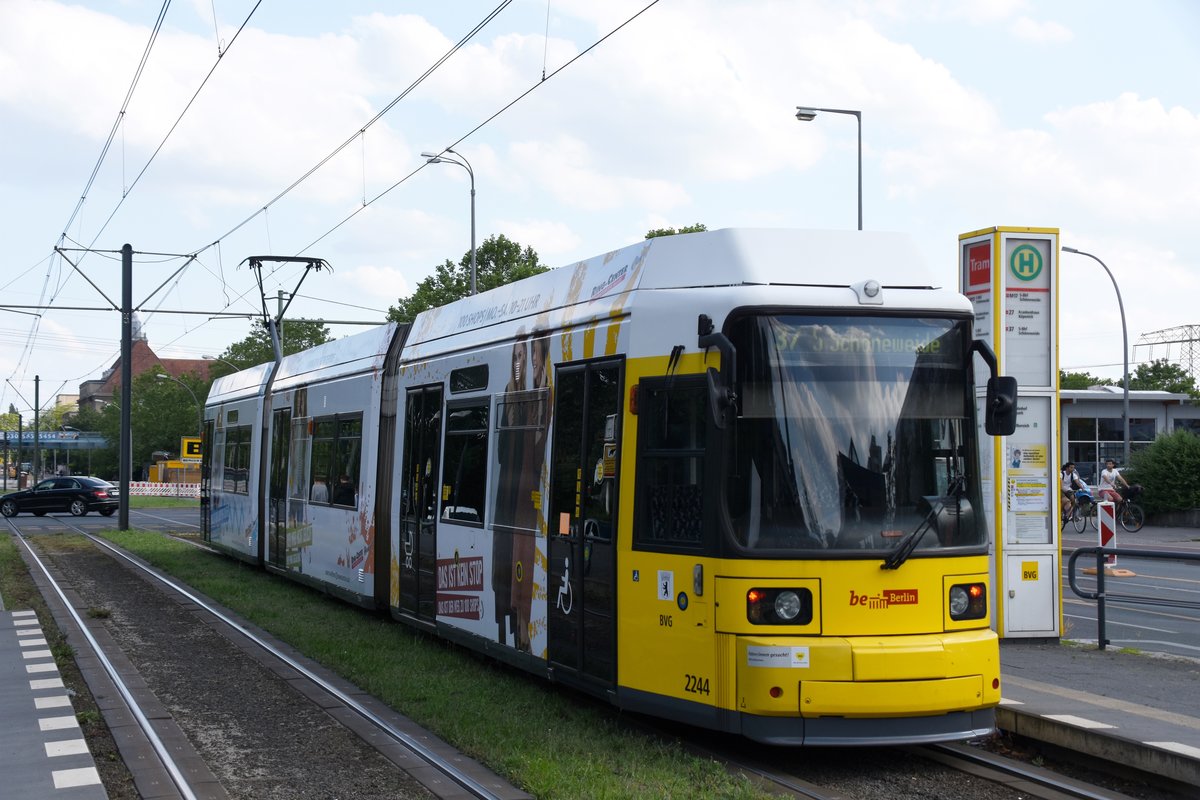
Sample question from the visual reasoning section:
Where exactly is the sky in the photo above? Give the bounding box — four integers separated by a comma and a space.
2, 0, 1198, 418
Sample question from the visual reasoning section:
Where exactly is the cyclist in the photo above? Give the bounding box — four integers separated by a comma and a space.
1060, 461, 1087, 522
1097, 459, 1129, 503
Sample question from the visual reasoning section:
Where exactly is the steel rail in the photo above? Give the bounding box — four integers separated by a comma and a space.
67, 524, 504, 800
4, 517, 199, 800
923, 742, 1143, 800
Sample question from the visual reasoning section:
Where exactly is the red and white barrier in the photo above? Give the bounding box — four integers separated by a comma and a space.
1097, 500, 1117, 565
127, 482, 201, 498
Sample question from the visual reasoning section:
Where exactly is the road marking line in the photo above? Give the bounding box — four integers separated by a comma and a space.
22, 649, 53, 659
45, 739, 90, 758
1043, 714, 1117, 729
12, 610, 36, 617
1145, 741, 1200, 758
52, 767, 101, 789
998, 698, 1024, 706
30, 677, 64, 690
38, 715, 79, 732
14, 618, 38, 626
35, 695, 72, 709
17, 628, 42, 636
1062, 609, 1177, 633
26, 663, 59, 674
19, 638, 49, 647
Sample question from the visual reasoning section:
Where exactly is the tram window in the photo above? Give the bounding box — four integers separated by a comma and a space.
221, 424, 251, 494
287, 417, 310, 501
311, 419, 334, 503
308, 414, 363, 508
332, 417, 362, 507
440, 402, 488, 524
634, 377, 708, 551
450, 365, 489, 394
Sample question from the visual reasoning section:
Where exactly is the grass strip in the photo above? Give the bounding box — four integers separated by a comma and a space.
102, 530, 768, 799
127, 496, 199, 509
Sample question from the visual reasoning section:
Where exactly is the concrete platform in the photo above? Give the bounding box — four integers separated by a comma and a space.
999, 638, 1200, 787
0, 609, 107, 799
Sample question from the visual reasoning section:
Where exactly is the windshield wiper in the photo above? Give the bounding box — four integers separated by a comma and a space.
881, 475, 965, 570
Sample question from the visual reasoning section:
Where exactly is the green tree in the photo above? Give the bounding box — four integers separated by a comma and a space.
137, 370, 207, 461
58, 371, 208, 481
72, 404, 120, 479
0, 402, 73, 431
1059, 370, 1115, 390
387, 234, 547, 324
645, 223, 708, 239
214, 318, 333, 375
1128, 358, 1198, 396
1127, 429, 1200, 513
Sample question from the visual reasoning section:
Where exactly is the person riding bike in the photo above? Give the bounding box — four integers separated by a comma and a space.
1098, 459, 1130, 504
1060, 461, 1087, 522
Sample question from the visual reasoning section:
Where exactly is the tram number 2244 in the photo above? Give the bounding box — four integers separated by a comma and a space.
684, 674, 711, 696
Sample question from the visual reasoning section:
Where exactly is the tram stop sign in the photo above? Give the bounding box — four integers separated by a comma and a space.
181, 437, 202, 463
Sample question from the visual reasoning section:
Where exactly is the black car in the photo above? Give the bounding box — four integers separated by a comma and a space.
0, 476, 120, 517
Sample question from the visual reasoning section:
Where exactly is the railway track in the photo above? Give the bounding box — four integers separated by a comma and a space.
6, 514, 1186, 799
5, 516, 527, 800
699, 737, 1155, 800
627, 697, 1174, 800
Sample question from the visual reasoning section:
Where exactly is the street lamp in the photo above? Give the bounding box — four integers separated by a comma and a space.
156, 373, 202, 438
1063, 246, 1130, 467
421, 148, 477, 296
795, 106, 862, 231
203, 355, 239, 372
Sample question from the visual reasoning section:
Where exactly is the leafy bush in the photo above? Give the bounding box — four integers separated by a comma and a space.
1127, 429, 1200, 513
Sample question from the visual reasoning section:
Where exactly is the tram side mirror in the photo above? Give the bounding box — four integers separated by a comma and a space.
698, 313, 738, 431
985, 376, 1018, 436
706, 367, 733, 430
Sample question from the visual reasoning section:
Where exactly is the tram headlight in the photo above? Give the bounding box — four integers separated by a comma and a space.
774, 590, 802, 621
746, 588, 812, 625
948, 582, 987, 621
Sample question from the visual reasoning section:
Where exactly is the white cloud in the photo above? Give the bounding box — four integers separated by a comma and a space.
2, 0, 1197, 400
494, 219, 582, 260
1010, 16, 1074, 43
341, 264, 411, 309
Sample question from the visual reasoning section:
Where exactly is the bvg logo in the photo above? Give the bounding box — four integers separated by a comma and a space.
1008, 244, 1043, 282
849, 589, 919, 609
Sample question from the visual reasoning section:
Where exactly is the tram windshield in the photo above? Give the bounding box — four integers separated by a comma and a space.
726, 314, 984, 555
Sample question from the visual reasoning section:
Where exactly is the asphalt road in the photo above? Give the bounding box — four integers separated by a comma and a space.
1062, 523, 1200, 658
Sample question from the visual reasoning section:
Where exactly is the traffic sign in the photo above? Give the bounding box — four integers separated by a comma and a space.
181, 437, 202, 462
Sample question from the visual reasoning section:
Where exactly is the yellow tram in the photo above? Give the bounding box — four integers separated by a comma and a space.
203, 228, 1016, 745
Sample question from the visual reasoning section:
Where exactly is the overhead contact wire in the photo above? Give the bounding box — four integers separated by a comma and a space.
198, 0, 513, 252
301, 0, 664, 253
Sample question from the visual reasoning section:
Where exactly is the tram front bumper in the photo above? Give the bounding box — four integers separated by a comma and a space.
735, 629, 999, 720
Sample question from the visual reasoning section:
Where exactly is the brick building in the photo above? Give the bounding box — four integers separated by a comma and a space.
78, 325, 212, 412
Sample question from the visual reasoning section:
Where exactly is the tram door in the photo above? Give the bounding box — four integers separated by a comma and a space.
548, 361, 621, 686
200, 418, 214, 542
267, 408, 290, 568
398, 385, 443, 624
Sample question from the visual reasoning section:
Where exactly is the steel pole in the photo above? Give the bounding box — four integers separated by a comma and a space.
1063, 247, 1130, 466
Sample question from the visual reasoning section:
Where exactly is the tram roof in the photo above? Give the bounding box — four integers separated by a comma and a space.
272, 322, 399, 391
404, 228, 942, 350
207, 361, 274, 403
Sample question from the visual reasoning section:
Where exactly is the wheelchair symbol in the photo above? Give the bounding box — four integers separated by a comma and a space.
555, 556, 573, 615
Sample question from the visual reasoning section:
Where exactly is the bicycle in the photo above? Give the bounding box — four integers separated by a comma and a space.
1068, 489, 1096, 533
1114, 484, 1146, 532
1061, 489, 1093, 532
1090, 485, 1146, 533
